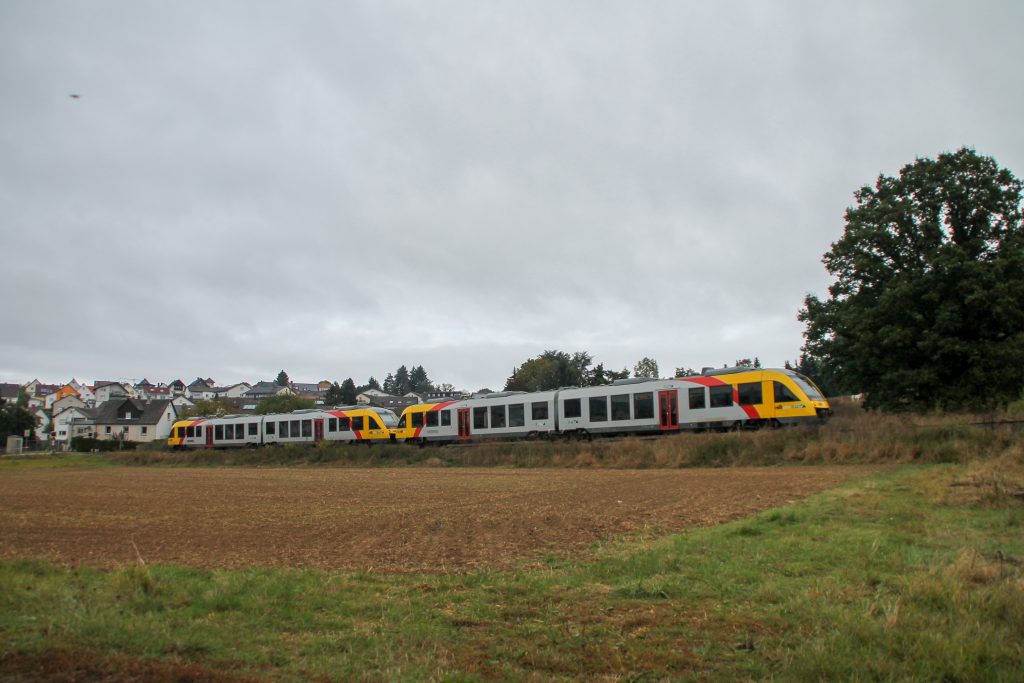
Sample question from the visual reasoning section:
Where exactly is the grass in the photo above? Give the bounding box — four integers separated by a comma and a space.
2, 456, 1022, 680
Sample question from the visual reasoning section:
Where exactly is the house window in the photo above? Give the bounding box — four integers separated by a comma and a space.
141, 427, 148, 435
105, 426, 111, 434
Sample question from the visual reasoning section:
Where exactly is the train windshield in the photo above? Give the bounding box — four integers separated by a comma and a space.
791, 374, 825, 401
377, 412, 399, 428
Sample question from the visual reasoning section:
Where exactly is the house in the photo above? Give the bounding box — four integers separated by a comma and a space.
92, 381, 131, 405
92, 398, 177, 443
46, 382, 79, 410
356, 389, 418, 411
211, 383, 252, 399
52, 393, 87, 415
171, 395, 195, 411
317, 380, 333, 392
186, 378, 216, 399
23, 380, 59, 400
30, 406, 50, 441
244, 381, 294, 399
0, 383, 20, 404
51, 405, 96, 448
292, 382, 322, 395
168, 379, 187, 395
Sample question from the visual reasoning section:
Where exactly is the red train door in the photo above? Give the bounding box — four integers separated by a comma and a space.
314, 419, 324, 444
658, 390, 679, 431
457, 409, 471, 440
205, 425, 214, 447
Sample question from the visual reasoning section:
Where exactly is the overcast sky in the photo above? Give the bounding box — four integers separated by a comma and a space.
2, 1, 1022, 391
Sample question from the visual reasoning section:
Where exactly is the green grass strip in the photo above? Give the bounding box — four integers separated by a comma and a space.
1, 464, 1022, 681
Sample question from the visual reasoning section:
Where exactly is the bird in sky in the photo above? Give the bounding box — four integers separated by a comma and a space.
70, 94, 80, 99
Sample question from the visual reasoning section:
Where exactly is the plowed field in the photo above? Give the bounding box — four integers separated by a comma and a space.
0, 466, 875, 572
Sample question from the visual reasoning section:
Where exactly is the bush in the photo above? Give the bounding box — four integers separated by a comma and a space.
70, 437, 140, 452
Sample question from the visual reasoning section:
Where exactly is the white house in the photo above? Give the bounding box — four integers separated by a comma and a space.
93, 381, 131, 405
92, 399, 177, 443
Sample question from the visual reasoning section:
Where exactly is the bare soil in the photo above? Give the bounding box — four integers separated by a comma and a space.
0, 466, 876, 573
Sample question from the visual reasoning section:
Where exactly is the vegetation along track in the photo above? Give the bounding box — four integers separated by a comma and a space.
0, 466, 877, 573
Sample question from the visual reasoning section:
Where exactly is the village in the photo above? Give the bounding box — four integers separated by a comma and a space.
0, 378, 459, 451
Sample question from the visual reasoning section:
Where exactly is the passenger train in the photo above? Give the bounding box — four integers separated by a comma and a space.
392, 367, 829, 444
168, 368, 828, 449
168, 406, 399, 449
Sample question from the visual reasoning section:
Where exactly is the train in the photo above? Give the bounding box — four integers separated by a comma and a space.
167, 406, 399, 449
392, 367, 830, 444
168, 367, 829, 449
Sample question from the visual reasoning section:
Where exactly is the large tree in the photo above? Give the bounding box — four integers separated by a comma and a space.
633, 357, 660, 378
340, 378, 357, 405
505, 350, 594, 391
0, 398, 35, 443
275, 370, 290, 387
254, 394, 314, 415
799, 148, 1024, 410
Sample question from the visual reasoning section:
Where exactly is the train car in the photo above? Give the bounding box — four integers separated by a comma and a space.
320, 406, 399, 443
392, 367, 828, 444
167, 417, 211, 449
168, 406, 400, 449
395, 391, 560, 444
558, 368, 828, 436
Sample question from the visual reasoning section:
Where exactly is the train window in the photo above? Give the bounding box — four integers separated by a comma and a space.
441, 410, 451, 427
186, 426, 195, 438
611, 394, 631, 420
215, 425, 224, 441
175, 427, 183, 439
339, 417, 351, 431
709, 385, 733, 408
277, 420, 286, 436
302, 420, 312, 437
328, 418, 337, 432
426, 411, 439, 427
369, 416, 383, 430
773, 381, 800, 402
738, 382, 762, 406
634, 393, 654, 420
509, 404, 525, 427
412, 412, 424, 428
266, 421, 276, 435
689, 387, 706, 410
249, 422, 258, 436
473, 407, 488, 429
532, 402, 549, 420
351, 416, 364, 431
589, 396, 608, 422
564, 398, 582, 418
491, 405, 507, 428
397, 415, 407, 428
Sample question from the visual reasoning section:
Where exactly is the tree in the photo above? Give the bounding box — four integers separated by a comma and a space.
733, 358, 761, 369
177, 399, 231, 419
340, 378, 357, 404
275, 370, 290, 387
0, 398, 34, 443
505, 350, 594, 391
324, 382, 344, 406
382, 373, 396, 395
799, 148, 1024, 410
255, 394, 314, 415
633, 357, 659, 379
389, 366, 408, 395
365, 377, 381, 391
675, 367, 697, 378
409, 365, 432, 394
